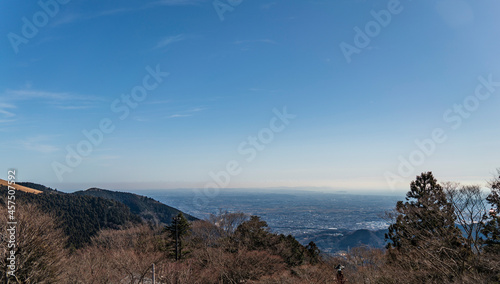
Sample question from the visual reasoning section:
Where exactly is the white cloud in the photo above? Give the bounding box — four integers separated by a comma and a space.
154, 34, 186, 49
0, 103, 16, 118
150, 0, 207, 6
167, 106, 206, 118
260, 2, 276, 10
5, 89, 99, 101
2, 89, 104, 111
52, 8, 134, 27
233, 39, 277, 45
20, 136, 59, 154
169, 114, 192, 118
188, 107, 205, 112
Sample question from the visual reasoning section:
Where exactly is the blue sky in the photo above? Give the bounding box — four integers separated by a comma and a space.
1, 0, 499, 192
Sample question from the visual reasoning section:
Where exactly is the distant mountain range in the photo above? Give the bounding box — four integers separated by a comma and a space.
297, 228, 388, 254
1, 179, 391, 254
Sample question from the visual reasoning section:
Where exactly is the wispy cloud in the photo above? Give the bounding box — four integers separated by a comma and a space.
133, 116, 149, 122
153, 34, 186, 49
3, 89, 104, 102
169, 114, 192, 118
5, 89, 102, 101
51, 13, 82, 27
167, 106, 206, 118
189, 107, 205, 112
145, 99, 171, 105
53, 104, 96, 110
2, 89, 104, 111
0, 103, 16, 118
51, 1, 206, 27
20, 136, 59, 154
233, 39, 277, 45
149, 0, 207, 6
260, 2, 276, 10
52, 8, 134, 27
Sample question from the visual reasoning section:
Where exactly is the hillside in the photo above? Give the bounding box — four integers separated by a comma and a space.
0, 185, 142, 248
0, 179, 43, 194
17, 181, 59, 193
298, 228, 388, 253
73, 188, 198, 225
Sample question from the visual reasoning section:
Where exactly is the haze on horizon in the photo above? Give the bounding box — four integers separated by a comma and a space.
1, 0, 499, 193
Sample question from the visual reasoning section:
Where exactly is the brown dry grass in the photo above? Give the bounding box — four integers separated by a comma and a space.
0, 179, 43, 194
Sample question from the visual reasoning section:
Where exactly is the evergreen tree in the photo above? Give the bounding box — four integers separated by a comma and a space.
306, 241, 321, 264
165, 213, 191, 260
385, 172, 469, 279
483, 169, 500, 253
234, 216, 272, 251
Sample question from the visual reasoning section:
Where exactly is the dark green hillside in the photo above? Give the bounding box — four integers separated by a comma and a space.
74, 188, 198, 225
299, 229, 388, 253
0, 185, 142, 249
338, 229, 386, 250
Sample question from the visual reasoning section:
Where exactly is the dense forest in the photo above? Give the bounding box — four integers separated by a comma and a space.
1, 169, 499, 283
74, 187, 198, 224
0, 186, 142, 249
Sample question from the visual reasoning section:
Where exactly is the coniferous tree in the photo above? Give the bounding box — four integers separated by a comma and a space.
165, 213, 191, 260
385, 172, 469, 279
483, 169, 500, 253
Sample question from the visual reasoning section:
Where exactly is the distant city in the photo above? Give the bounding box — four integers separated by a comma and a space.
142, 189, 404, 253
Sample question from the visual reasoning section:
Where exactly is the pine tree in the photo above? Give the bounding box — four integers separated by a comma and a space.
306, 241, 321, 264
385, 172, 469, 279
483, 169, 500, 253
165, 213, 191, 260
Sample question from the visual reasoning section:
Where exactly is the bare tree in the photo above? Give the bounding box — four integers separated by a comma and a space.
443, 182, 488, 254
208, 210, 249, 237
65, 225, 167, 284
0, 203, 66, 283
190, 211, 249, 250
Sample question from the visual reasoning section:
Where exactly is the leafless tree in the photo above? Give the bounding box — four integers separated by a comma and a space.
208, 210, 249, 237
443, 182, 488, 254
65, 225, 167, 284
0, 203, 66, 283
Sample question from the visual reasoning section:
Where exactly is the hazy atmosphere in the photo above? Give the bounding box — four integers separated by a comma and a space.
2, 0, 500, 192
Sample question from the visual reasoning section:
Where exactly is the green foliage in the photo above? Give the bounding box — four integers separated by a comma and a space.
386, 172, 463, 251
234, 215, 271, 250
165, 213, 191, 260
1, 186, 141, 248
385, 172, 474, 282
232, 215, 315, 266
306, 241, 321, 264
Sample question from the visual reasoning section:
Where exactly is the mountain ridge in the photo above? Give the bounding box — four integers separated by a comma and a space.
74, 187, 198, 225
0, 179, 43, 194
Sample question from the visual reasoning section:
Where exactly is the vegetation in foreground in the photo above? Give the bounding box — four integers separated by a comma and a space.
0, 169, 499, 283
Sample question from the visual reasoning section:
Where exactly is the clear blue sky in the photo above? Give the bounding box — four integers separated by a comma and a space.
1, 0, 499, 192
